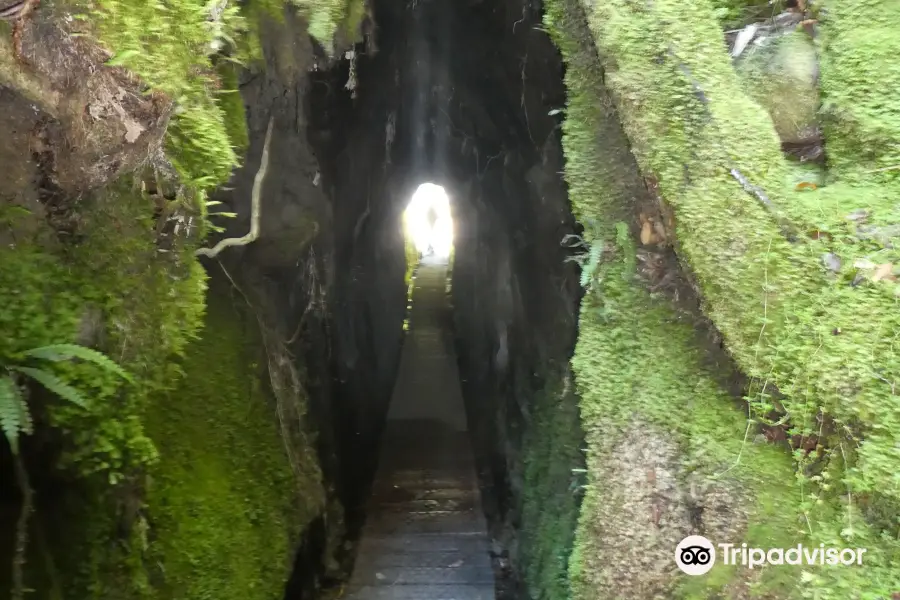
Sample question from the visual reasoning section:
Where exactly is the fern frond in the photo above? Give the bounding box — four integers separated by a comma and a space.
16, 386, 32, 437
0, 375, 25, 453
580, 239, 604, 288
10, 367, 90, 409
24, 344, 133, 382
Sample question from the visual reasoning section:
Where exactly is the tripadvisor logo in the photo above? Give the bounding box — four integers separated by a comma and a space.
675, 536, 868, 575
676, 536, 716, 575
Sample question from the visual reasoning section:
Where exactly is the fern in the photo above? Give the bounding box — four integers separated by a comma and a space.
24, 344, 133, 382
0, 375, 25, 454
9, 367, 90, 409
581, 241, 603, 288
2, 344, 129, 453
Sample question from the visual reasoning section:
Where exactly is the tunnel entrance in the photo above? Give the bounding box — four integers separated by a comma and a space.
404, 183, 454, 261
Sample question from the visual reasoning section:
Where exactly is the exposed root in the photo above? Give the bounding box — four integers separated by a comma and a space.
195, 116, 274, 258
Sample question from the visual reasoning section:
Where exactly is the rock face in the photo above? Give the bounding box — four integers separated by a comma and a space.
0, 4, 399, 600
0, 4, 171, 199
551, 0, 900, 597
733, 25, 820, 148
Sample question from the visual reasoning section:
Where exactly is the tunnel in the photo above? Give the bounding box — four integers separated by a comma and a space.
2, 0, 899, 598
292, 0, 584, 594
1, 0, 584, 596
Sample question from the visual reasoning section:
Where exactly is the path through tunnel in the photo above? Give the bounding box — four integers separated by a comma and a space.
300, 0, 584, 595
0, 0, 586, 597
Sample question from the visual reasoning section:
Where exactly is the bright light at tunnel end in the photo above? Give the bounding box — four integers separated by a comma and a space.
404, 183, 454, 260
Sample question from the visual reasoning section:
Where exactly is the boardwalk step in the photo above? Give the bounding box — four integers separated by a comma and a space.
363, 514, 487, 536
350, 565, 495, 586
343, 584, 496, 600
373, 497, 479, 512
347, 263, 495, 600
356, 533, 491, 555
353, 550, 492, 570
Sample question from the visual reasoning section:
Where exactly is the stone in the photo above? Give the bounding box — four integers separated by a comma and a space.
734, 29, 819, 145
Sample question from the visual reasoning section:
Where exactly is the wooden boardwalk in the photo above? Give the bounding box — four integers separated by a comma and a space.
344, 260, 496, 600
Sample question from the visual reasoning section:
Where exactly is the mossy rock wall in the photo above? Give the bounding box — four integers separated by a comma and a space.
138, 287, 325, 600
450, 143, 586, 600
734, 30, 819, 145
546, 0, 900, 597
0, 174, 327, 600
517, 367, 583, 600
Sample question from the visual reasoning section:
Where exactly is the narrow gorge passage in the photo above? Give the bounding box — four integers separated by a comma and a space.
1, 0, 899, 599
346, 258, 495, 599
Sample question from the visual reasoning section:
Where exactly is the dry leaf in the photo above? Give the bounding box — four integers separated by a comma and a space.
795, 182, 818, 191
872, 263, 895, 282
640, 221, 654, 245
653, 220, 667, 244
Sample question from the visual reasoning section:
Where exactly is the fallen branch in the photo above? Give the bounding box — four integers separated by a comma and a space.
196, 116, 274, 258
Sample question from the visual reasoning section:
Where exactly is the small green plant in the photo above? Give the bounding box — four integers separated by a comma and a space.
1, 343, 131, 600
562, 219, 606, 289
1, 343, 132, 453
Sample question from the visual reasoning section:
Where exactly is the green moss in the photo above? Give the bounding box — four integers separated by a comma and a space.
140, 293, 324, 600
215, 61, 250, 154
52, 182, 206, 479
299, 0, 368, 50
544, 0, 801, 595
77, 0, 361, 198
81, 0, 244, 188
7, 288, 326, 600
818, 1, 900, 182
73, 0, 368, 197
569, 255, 801, 598
0, 175, 212, 598
243, 0, 367, 55
519, 367, 583, 600
0, 247, 83, 360
1, 179, 206, 481
708, 0, 786, 29
547, 0, 900, 594
543, 0, 900, 596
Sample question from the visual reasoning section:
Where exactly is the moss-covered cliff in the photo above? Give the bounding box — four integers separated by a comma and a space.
0, 1, 365, 598
139, 292, 324, 600
545, 0, 900, 597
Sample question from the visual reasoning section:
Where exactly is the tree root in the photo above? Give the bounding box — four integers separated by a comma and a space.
196, 116, 274, 258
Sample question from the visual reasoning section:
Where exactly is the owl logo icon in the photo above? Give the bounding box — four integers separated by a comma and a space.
675, 536, 716, 575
